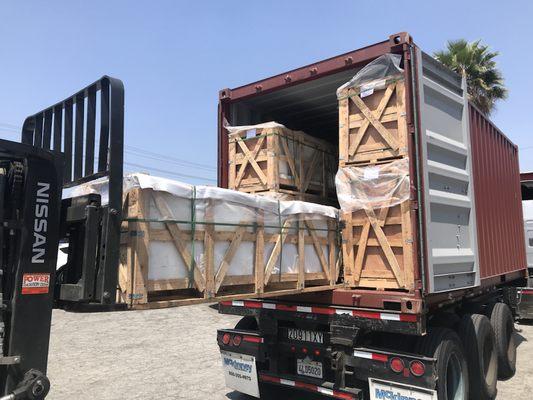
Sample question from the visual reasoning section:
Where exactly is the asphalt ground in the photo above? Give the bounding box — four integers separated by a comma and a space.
47, 304, 533, 399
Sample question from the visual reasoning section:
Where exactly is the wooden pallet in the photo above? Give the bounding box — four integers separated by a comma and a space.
338, 79, 408, 166
228, 125, 337, 204
118, 188, 340, 309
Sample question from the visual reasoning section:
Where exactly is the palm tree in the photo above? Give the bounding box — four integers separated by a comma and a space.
434, 39, 507, 115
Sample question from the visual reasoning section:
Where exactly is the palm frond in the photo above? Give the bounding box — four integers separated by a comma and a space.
433, 39, 507, 115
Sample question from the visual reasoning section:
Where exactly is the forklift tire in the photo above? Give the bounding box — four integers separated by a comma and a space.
489, 303, 516, 380
458, 314, 498, 400
415, 328, 469, 400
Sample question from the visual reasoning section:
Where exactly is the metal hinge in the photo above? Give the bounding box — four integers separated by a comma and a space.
129, 231, 145, 237
128, 293, 144, 300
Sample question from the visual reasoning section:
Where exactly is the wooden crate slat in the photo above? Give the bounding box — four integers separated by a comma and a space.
153, 193, 206, 291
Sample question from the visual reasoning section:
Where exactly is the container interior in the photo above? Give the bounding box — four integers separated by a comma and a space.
227, 68, 361, 144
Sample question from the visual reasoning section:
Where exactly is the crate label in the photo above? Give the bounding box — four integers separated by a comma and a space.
363, 167, 380, 181
21, 273, 50, 295
360, 86, 374, 98
245, 129, 257, 139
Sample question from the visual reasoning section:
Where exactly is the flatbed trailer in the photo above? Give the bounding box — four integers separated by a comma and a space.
216, 33, 527, 400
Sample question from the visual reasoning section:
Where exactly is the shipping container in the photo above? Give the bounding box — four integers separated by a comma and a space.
217, 32, 527, 312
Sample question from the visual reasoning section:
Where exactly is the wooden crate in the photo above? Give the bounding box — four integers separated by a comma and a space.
338, 79, 408, 166
228, 125, 337, 203
119, 187, 340, 309
341, 199, 414, 291
336, 155, 414, 291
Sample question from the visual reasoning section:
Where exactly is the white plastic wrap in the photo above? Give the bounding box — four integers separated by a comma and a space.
72, 173, 338, 283
336, 53, 403, 98
225, 121, 285, 135
335, 158, 410, 211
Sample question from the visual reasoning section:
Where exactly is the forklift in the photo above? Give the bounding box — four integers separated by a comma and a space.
0, 76, 124, 399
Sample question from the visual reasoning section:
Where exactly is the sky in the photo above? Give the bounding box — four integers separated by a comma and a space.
1, 0, 532, 184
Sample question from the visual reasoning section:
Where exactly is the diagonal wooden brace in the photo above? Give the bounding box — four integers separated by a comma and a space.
349, 85, 400, 153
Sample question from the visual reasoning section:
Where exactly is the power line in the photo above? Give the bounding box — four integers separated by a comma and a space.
123, 161, 216, 183
125, 145, 216, 171
0, 122, 21, 129
0, 121, 216, 172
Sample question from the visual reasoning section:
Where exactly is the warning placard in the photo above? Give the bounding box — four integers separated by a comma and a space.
22, 273, 50, 295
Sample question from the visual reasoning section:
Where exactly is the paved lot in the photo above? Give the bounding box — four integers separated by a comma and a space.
47, 304, 533, 399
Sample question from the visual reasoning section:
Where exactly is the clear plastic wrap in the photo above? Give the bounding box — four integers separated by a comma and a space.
336, 53, 403, 98
335, 158, 410, 211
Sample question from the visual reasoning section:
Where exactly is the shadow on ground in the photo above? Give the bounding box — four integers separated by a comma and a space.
226, 385, 325, 400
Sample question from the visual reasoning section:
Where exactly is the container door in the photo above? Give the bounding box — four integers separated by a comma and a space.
416, 50, 479, 293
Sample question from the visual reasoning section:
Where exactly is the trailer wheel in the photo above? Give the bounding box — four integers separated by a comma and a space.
415, 328, 468, 400
235, 316, 258, 330
489, 303, 516, 380
458, 314, 498, 400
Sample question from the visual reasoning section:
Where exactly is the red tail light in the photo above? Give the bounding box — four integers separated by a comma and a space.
390, 357, 405, 373
290, 346, 296, 352
314, 349, 321, 356
222, 333, 231, 345
302, 347, 308, 354
410, 360, 425, 377
232, 335, 242, 346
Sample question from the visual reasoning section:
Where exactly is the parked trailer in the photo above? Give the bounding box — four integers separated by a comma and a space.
216, 33, 527, 400
510, 172, 533, 318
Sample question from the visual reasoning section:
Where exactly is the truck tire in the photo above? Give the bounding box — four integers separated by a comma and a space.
415, 328, 468, 400
489, 303, 516, 379
458, 314, 498, 400
235, 316, 258, 330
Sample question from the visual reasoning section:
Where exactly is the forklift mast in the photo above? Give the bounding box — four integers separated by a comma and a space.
0, 76, 124, 399
22, 76, 124, 308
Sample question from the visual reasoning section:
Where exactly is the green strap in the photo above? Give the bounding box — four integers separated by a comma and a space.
123, 217, 336, 233
277, 200, 283, 282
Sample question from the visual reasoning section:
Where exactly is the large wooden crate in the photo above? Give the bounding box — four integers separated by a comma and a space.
228, 124, 337, 204
119, 183, 340, 309
336, 159, 414, 291
338, 79, 408, 166
341, 203, 414, 291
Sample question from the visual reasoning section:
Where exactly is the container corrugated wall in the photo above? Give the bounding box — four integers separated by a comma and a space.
469, 104, 527, 280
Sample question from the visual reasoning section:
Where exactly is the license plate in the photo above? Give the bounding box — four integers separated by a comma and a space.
287, 328, 324, 344
369, 378, 437, 400
297, 358, 323, 379
220, 350, 259, 398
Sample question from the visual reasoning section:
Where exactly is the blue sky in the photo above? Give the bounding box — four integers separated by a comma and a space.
1, 0, 532, 183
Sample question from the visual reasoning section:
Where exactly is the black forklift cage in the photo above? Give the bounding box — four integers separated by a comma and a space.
20, 76, 124, 305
